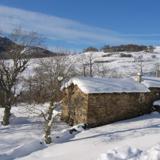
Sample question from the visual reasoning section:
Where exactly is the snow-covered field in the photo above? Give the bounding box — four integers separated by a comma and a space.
0, 104, 69, 160
23, 47, 160, 80
80, 50, 160, 77
0, 104, 160, 160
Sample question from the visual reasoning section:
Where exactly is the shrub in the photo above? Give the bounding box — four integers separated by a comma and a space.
120, 53, 133, 57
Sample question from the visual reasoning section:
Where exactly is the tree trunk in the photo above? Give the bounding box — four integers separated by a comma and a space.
44, 123, 52, 144
44, 100, 55, 144
2, 106, 11, 125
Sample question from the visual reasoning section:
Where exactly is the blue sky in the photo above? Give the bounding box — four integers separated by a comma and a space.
0, 0, 160, 51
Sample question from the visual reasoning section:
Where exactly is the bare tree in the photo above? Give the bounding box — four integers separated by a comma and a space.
25, 100, 60, 144
23, 55, 77, 143
81, 52, 95, 77
43, 100, 61, 144
93, 63, 109, 78
0, 28, 42, 125
23, 55, 76, 103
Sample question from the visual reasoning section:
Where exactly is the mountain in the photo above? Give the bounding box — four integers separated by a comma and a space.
0, 36, 62, 59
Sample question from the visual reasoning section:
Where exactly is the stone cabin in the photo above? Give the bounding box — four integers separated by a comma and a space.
61, 77, 160, 127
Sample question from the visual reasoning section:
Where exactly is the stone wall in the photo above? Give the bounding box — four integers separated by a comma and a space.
87, 92, 154, 127
61, 85, 88, 125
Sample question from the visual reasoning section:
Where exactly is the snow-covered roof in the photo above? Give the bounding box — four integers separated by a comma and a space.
142, 76, 160, 88
61, 77, 149, 94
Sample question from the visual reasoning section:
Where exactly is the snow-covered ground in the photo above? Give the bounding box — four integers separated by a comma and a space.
22, 48, 160, 80
0, 104, 159, 160
17, 111, 160, 160
80, 50, 160, 77
0, 104, 68, 160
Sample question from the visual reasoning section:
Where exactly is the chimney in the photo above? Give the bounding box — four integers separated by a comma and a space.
137, 72, 142, 83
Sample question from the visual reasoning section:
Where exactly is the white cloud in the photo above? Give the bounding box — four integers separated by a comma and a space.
0, 5, 126, 46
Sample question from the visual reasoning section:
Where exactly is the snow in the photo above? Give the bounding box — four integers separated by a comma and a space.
53, 124, 86, 143
98, 144, 160, 160
142, 76, 160, 88
4, 49, 160, 85
0, 139, 45, 160
62, 77, 149, 94
0, 104, 48, 160
153, 100, 160, 106
76, 50, 160, 77
10, 111, 160, 160
14, 50, 160, 85
98, 146, 142, 160
154, 46, 160, 53
0, 103, 68, 160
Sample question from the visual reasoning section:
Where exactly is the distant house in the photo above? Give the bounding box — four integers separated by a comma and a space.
142, 76, 160, 101
61, 77, 156, 127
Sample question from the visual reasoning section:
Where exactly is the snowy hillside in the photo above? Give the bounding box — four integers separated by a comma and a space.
15, 47, 160, 82
0, 105, 160, 160
78, 49, 160, 77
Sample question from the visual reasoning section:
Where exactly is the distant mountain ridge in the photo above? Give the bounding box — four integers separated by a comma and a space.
0, 36, 63, 59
